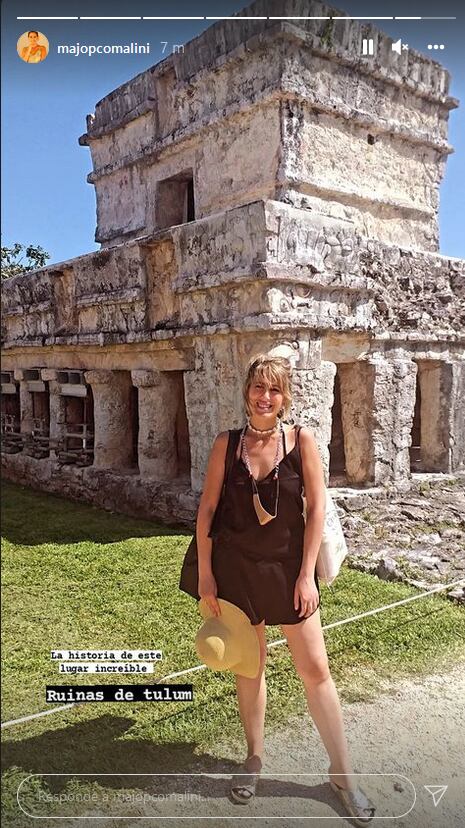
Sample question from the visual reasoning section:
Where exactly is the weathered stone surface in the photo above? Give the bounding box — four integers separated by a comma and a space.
343, 476, 465, 601
376, 556, 401, 582
370, 357, 418, 484
291, 361, 337, 479
132, 369, 183, 481
447, 586, 465, 605
84, 370, 134, 470
79, 1, 456, 251
2, 202, 464, 350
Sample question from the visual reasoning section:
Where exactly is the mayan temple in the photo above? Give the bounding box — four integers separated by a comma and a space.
2, 0, 464, 526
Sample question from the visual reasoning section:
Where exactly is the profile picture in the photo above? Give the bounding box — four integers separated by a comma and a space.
17, 30, 49, 63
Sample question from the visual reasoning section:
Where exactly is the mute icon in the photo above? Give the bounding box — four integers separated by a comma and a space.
392, 39, 402, 54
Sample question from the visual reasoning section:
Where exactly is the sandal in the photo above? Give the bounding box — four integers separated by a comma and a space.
230, 761, 261, 804
329, 777, 376, 826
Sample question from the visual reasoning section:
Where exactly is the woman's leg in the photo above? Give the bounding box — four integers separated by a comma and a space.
234, 620, 267, 772
281, 608, 356, 792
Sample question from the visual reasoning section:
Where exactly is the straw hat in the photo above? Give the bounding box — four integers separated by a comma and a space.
195, 598, 260, 679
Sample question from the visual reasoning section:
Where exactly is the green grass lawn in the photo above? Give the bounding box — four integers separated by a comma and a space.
2, 480, 465, 824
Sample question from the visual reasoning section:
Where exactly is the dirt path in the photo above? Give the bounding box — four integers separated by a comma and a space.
114, 661, 464, 828
210, 661, 465, 828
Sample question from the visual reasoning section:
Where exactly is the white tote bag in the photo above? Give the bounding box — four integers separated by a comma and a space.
302, 488, 348, 586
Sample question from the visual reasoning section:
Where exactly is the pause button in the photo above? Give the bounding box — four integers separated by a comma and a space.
362, 38, 375, 55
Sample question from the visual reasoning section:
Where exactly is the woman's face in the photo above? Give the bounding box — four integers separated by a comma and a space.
247, 376, 284, 419
28, 33, 39, 45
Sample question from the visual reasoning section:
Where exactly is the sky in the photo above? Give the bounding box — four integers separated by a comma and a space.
1, 0, 464, 266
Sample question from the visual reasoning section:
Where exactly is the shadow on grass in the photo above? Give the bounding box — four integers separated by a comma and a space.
2, 715, 228, 792
1, 481, 193, 546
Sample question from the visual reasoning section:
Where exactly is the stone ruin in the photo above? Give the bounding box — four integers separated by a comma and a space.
1, 0, 464, 527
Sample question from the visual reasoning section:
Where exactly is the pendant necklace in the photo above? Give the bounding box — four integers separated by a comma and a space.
240, 422, 284, 525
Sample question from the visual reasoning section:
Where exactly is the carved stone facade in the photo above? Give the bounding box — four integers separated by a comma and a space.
1, 1, 464, 526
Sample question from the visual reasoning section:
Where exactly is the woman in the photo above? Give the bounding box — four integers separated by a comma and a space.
21, 31, 47, 63
195, 353, 375, 825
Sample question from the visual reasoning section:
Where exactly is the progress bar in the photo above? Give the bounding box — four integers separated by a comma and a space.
16, 16, 459, 21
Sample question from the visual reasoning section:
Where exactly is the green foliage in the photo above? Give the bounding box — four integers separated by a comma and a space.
1, 241, 50, 280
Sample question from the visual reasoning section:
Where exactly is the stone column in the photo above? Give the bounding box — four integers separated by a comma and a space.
291, 360, 337, 484
338, 362, 375, 484
183, 369, 214, 492
13, 369, 33, 439
450, 361, 465, 472
84, 370, 133, 470
131, 370, 181, 480
369, 356, 417, 486
41, 369, 67, 460
420, 360, 464, 473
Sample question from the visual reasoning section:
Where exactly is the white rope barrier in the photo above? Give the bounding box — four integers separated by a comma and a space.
2, 578, 463, 730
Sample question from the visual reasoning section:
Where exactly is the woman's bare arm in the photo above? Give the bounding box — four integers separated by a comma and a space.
299, 427, 326, 577
196, 431, 229, 577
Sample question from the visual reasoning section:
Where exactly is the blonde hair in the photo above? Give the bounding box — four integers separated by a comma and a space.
243, 353, 293, 419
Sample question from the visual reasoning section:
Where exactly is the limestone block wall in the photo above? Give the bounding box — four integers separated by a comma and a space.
2, 199, 463, 354
280, 99, 444, 250
173, 200, 464, 340
291, 360, 337, 478
1, 245, 147, 346
278, 32, 452, 249
1, 338, 463, 520
2, 198, 464, 519
194, 104, 280, 218
145, 239, 180, 330
4, 201, 463, 354
93, 165, 149, 245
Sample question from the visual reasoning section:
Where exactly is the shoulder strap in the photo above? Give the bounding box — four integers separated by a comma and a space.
294, 425, 303, 479
222, 429, 241, 494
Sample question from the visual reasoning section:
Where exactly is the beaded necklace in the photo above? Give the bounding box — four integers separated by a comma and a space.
246, 417, 278, 435
240, 422, 284, 525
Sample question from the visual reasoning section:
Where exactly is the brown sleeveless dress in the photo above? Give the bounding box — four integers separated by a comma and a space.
212, 425, 321, 626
